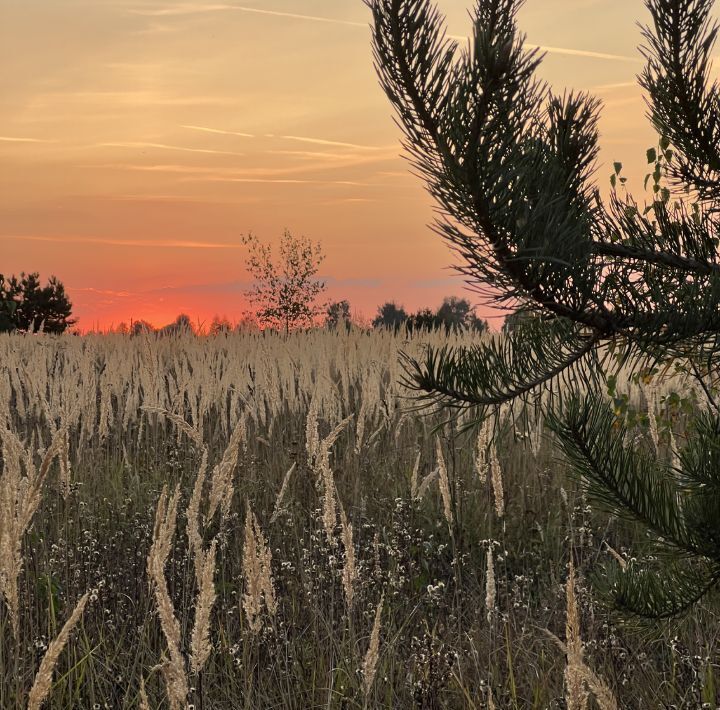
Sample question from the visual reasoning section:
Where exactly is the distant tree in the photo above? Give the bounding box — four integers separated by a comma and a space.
326, 300, 351, 330
435, 296, 473, 332
242, 230, 327, 335
130, 319, 155, 336
112, 322, 130, 335
468, 313, 489, 333
234, 312, 260, 334
407, 307, 440, 332
209, 315, 233, 335
0, 272, 75, 334
372, 301, 408, 331
159, 314, 194, 336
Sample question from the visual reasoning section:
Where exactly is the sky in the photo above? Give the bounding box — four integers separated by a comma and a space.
0, 0, 673, 330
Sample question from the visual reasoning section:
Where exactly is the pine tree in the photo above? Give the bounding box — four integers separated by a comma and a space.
368, 0, 720, 618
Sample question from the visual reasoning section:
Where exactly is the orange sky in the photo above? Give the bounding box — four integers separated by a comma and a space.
1, 0, 663, 330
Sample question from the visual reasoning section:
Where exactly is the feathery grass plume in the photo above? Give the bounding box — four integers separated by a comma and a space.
485, 544, 496, 622
242, 503, 276, 633
362, 593, 384, 697
603, 542, 627, 571
270, 462, 296, 523
27, 592, 89, 710
141, 405, 205, 447
138, 677, 151, 710
489, 443, 505, 518
0, 426, 66, 636
487, 686, 496, 710
190, 538, 218, 674
474, 418, 492, 483
147, 485, 188, 710
642, 383, 660, 454
415, 467, 439, 502
207, 412, 246, 523
313, 415, 353, 546
186, 448, 210, 588
561, 556, 618, 710
305, 394, 320, 462
565, 556, 587, 710
338, 502, 357, 611
354, 393, 368, 454
409, 448, 421, 500
435, 437, 453, 529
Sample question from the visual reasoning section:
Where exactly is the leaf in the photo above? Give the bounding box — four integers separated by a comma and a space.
610, 173, 617, 188
659, 135, 670, 151
613, 161, 623, 175
647, 147, 657, 164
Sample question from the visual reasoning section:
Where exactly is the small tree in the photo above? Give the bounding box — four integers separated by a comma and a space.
242, 230, 326, 334
372, 301, 408, 331
407, 307, 439, 332
130, 319, 155, 336
0, 272, 75, 333
209, 315, 233, 335
370, 0, 720, 618
326, 300, 351, 330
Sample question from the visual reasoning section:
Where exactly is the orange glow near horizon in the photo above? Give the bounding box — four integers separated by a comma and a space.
2, 0, 662, 331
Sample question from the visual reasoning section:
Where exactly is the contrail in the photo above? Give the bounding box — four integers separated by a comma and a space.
181, 124, 255, 138
98, 141, 244, 156
4, 235, 244, 249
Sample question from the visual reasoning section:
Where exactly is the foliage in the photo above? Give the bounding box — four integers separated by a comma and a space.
242, 230, 326, 334
372, 301, 409, 330
368, 0, 720, 618
0, 272, 74, 334
325, 299, 351, 330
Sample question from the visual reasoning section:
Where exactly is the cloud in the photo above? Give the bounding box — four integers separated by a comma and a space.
591, 81, 639, 92
97, 142, 244, 156
279, 135, 384, 151
523, 43, 640, 63
181, 124, 255, 138
131, 3, 367, 27
450, 35, 640, 63
4, 235, 244, 249
0, 136, 54, 143
187, 176, 365, 186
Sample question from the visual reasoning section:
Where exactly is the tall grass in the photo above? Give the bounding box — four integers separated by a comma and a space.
0, 329, 716, 707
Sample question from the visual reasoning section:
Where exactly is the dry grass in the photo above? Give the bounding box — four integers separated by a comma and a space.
0, 329, 714, 708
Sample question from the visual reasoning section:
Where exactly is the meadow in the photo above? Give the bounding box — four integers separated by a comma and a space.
0, 329, 717, 709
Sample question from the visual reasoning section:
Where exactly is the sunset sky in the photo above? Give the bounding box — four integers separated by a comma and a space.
1, 0, 662, 330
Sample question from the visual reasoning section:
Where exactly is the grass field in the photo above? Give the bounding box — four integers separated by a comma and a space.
0, 330, 717, 708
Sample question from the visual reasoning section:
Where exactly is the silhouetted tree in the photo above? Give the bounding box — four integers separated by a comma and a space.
435, 296, 472, 331
372, 301, 408, 330
130, 320, 155, 336
326, 300, 352, 330
242, 230, 327, 335
209, 315, 233, 335
159, 314, 193, 336
370, 0, 720, 617
0, 272, 74, 333
407, 307, 440, 332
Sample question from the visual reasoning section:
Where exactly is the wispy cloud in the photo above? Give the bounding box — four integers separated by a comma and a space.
131, 3, 366, 27
524, 43, 640, 63
188, 176, 365, 186
97, 142, 244, 156
278, 135, 384, 151
450, 35, 640, 63
0, 136, 54, 143
591, 81, 638, 92
181, 124, 255, 138
4, 235, 244, 249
